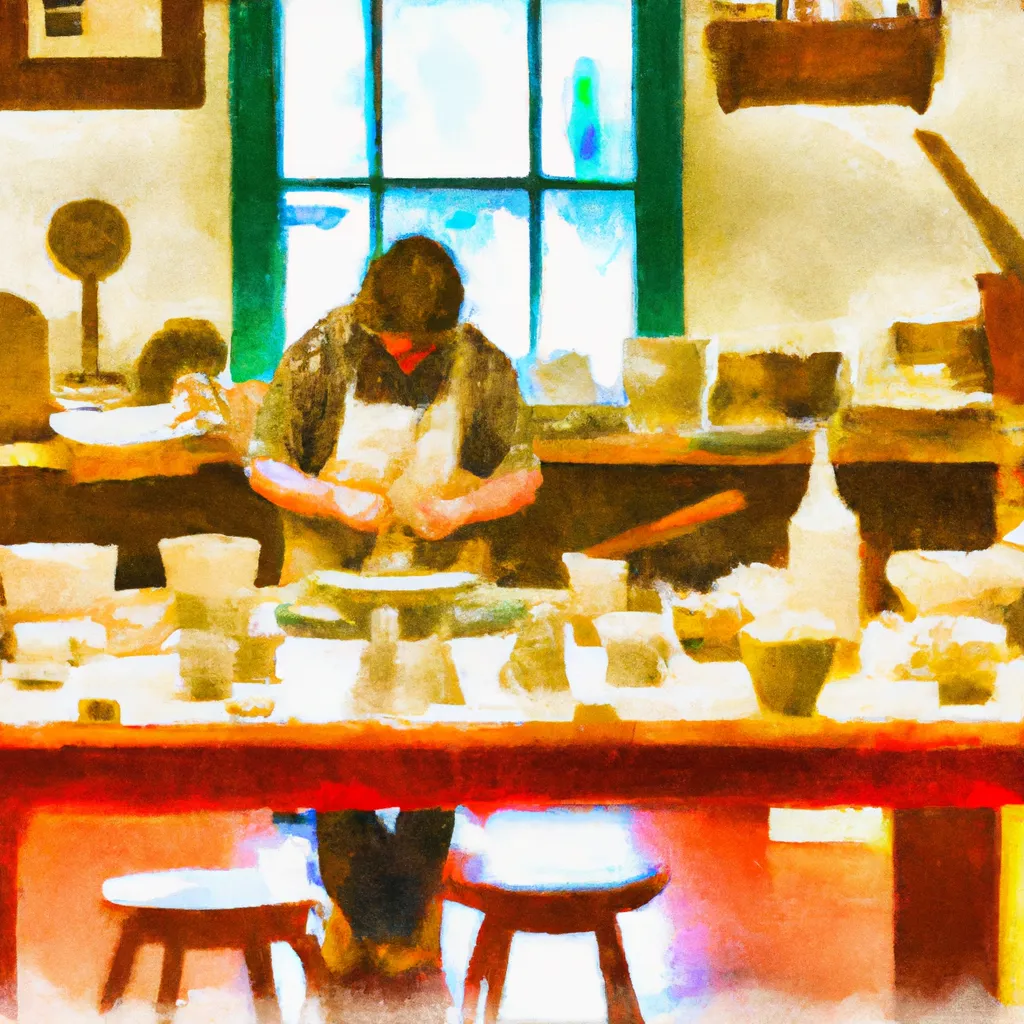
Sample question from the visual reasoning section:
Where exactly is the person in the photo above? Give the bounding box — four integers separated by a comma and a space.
246, 235, 543, 981
131, 318, 270, 460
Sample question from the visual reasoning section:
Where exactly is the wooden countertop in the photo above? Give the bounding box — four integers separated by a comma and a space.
534, 407, 1002, 466
0, 405, 1008, 481
4, 714, 1024, 751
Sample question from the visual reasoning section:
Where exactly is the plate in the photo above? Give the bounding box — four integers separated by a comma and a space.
50, 405, 205, 447
308, 570, 479, 603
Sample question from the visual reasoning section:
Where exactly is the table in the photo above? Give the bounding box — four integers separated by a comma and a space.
0, 716, 1022, 1019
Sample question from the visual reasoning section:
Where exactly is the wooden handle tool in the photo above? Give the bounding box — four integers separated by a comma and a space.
915, 129, 1024, 275
583, 489, 747, 559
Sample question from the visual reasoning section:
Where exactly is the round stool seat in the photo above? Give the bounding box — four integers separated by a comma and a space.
444, 852, 668, 1024
100, 868, 327, 1024
103, 868, 321, 912
445, 854, 668, 935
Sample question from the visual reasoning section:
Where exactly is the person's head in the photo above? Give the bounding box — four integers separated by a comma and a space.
134, 318, 228, 405
354, 235, 464, 342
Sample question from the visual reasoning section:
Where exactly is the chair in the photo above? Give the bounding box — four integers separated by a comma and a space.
0, 292, 53, 443
99, 867, 328, 1023
444, 851, 669, 1024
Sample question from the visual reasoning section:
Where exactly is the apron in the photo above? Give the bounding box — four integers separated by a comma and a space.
280, 372, 492, 584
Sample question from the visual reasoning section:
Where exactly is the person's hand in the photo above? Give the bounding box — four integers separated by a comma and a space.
405, 495, 469, 541
168, 373, 229, 432
326, 483, 394, 533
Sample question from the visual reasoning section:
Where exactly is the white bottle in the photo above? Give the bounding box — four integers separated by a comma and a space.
787, 430, 863, 641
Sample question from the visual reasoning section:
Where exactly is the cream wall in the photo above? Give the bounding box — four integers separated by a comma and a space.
0, 0, 231, 375
3, 0, 1016, 377
683, 0, 1024, 368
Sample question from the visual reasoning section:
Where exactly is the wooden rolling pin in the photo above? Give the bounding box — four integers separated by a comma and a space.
583, 489, 747, 559
915, 129, 1024, 275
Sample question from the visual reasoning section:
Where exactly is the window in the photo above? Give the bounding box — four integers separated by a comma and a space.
229, 0, 682, 398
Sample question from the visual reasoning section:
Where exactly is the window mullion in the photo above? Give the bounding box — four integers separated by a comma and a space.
368, 0, 384, 256
527, 0, 542, 361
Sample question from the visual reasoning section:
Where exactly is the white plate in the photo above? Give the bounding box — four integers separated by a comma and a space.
50, 405, 206, 447
310, 570, 478, 594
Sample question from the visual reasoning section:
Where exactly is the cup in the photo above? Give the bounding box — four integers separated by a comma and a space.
623, 337, 709, 433
159, 534, 261, 602
235, 634, 284, 683
594, 611, 678, 688
178, 629, 238, 701
562, 553, 629, 646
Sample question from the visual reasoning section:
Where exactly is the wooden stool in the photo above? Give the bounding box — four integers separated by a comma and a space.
99, 868, 328, 1023
444, 852, 669, 1024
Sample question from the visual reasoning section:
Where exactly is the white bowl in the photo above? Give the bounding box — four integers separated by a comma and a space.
159, 534, 261, 600
886, 545, 1024, 618
0, 543, 118, 620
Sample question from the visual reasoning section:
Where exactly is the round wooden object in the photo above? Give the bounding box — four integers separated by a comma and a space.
46, 200, 130, 380
47, 200, 130, 281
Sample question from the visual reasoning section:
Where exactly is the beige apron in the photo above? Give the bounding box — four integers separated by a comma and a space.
281, 368, 490, 584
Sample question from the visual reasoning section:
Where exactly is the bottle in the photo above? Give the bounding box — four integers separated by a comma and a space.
787, 430, 863, 642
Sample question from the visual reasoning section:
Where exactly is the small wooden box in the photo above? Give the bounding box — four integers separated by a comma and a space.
78, 699, 121, 724
704, 17, 944, 115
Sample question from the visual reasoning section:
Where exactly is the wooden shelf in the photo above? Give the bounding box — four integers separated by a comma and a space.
533, 408, 1000, 466
704, 17, 944, 115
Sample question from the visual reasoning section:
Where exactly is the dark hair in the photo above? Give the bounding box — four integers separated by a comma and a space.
134, 318, 228, 405
354, 235, 464, 334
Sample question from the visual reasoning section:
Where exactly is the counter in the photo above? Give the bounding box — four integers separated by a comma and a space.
0, 638, 1019, 1015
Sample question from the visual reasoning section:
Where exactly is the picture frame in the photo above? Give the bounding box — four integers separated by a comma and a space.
0, 0, 205, 110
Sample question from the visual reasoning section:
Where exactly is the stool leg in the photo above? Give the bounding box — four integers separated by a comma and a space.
244, 944, 284, 1024
155, 942, 185, 1024
595, 920, 643, 1024
482, 928, 513, 1024
99, 917, 142, 1013
462, 916, 505, 1024
292, 934, 329, 997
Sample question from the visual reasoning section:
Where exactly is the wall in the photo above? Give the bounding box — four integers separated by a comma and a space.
683, 0, 1024, 371
0, 0, 231, 375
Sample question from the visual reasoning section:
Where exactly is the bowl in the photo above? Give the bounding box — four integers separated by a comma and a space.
886, 546, 1024, 619
739, 631, 837, 716
708, 351, 843, 427
159, 534, 261, 600
0, 542, 118, 621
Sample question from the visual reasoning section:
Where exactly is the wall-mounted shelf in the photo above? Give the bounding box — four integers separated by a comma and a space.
704, 16, 944, 115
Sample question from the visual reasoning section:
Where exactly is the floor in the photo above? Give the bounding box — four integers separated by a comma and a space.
7, 806, 1020, 1023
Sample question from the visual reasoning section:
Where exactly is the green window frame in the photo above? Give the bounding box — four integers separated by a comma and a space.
229, 0, 682, 383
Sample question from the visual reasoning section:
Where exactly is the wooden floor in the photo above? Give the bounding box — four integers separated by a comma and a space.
1, 806, 918, 1023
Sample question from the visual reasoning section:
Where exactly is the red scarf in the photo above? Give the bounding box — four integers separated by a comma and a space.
380, 333, 435, 375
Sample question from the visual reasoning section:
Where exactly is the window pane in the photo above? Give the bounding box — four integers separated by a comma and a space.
382, 0, 529, 178
539, 191, 636, 392
383, 190, 531, 361
283, 0, 369, 179
284, 191, 370, 346
541, 0, 635, 182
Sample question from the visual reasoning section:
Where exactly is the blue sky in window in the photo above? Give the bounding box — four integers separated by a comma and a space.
382, 0, 530, 177
543, 0, 635, 182
282, 0, 368, 179
284, 191, 370, 345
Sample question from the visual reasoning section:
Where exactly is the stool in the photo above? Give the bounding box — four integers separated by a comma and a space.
444, 852, 669, 1024
99, 868, 328, 1024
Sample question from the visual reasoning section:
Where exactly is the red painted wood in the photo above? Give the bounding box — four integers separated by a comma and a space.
893, 809, 1000, 1008
0, 800, 23, 1021
0, 732, 1023, 814
0, 721, 1021, 1016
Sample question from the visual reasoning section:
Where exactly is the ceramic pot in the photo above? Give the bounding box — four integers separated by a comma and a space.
739, 633, 836, 716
